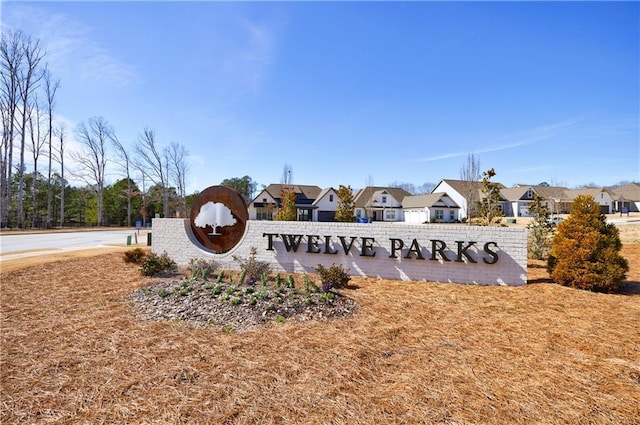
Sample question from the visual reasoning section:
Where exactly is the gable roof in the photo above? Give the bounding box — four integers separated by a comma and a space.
612, 183, 640, 201
312, 187, 337, 206
436, 179, 507, 198
353, 186, 412, 208
564, 187, 614, 201
251, 184, 323, 206
403, 192, 460, 209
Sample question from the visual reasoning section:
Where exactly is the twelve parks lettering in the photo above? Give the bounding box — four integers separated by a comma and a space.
262, 233, 499, 264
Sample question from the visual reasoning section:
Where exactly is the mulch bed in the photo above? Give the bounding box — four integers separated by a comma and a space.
1, 247, 639, 424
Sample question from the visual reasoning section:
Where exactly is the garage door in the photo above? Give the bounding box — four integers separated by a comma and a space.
318, 211, 335, 222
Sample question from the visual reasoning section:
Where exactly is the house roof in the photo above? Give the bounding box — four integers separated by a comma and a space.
353, 186, 412, 208
312, 187, 337, 206
436, 179, 507, 200
253, 184, 323, 203
500, 186, 531, 201
564, 187, 614, 200
402, 192, 460, 209
612, 183, 640, 201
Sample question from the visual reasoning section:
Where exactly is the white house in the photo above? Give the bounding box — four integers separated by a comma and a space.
612, 183, 640, 213
402, 193, 460, 224
312, 187, 339, 222
431, 179, 507, 220
248, 184, 322, 221
564, 188, 615, 214
353, 186, 411, 222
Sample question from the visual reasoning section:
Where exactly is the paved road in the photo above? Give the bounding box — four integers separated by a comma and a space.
0, 229, 146, 255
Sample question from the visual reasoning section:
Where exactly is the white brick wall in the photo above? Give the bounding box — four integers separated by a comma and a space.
152, 219, 528, 286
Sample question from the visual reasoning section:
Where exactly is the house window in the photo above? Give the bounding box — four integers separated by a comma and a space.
298, 209, 311, 221
329, 194, 334, 202
435, 210, 444, 221
382, 196, 387, 203
526, 189, 533, 199
256, 208, 273, 221
263, 198, 267, 203
385, 209, 395, 220
355, 209, 362, 218
449, 210, 455, 221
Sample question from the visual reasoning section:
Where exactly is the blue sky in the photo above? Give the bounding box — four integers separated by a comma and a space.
3, 1, 639, 194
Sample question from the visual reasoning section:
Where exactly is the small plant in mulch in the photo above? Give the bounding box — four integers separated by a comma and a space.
315, 263, 351, 292
187, 258, 219, 281
233, 246, 272, 281
140, 252, 177, 277
123, 248, 147, 264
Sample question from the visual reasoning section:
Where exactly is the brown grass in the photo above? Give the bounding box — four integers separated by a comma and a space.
1, 242, 639, 423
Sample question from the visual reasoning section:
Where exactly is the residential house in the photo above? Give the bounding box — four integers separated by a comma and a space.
564, 188, 615, 214
612, 183, 640, 213
501, 184, 569, 217
431, 179, 507, 220
248, 184, 323, 221
353, 186, 412, 222
402, 193, 460, 224
311, 187, 339, 222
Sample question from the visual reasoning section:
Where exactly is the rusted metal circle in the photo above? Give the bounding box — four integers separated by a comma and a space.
189, 186, 248, 253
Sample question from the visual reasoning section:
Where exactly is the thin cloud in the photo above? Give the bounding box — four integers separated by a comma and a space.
4, 4, 136, 87
416, 118, 585, 162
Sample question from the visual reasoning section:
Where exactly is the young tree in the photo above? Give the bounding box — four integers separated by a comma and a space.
274, 186, 296, 221
71, 117, 112, 226
459, 152, 481, 223
476, 168, 503, 226
527, 193, 555, 259
335, 184, 356, 222
547, 195, 628, 292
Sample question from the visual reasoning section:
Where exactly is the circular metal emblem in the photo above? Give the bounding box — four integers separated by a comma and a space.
189, 185, 248, 252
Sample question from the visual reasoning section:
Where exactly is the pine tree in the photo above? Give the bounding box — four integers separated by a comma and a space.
547, 195, 628, 292
334, 185, 356, 222
527, 193, 555, 259
274, 186, 296, 221
476, 168, 503, 226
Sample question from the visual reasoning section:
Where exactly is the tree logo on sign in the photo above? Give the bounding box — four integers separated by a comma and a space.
189, 186, 248, 253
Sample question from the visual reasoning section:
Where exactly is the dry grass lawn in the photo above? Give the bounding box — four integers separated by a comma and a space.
1, 228, 639, 424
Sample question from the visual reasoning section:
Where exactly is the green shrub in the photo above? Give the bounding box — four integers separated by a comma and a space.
187, 258, 219, 280
233, 246, 272, 280
123, 248, 147, 264
140, 252, 177, 277
547, 195, 628, 292
315, 263, 351, 291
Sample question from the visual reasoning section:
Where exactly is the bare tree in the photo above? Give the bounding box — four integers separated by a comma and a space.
0, 31, 24, 227
71, 117, 111, 226
389, 181, 417, 195
281, 163, 293, 185
43, 68, 60, 228
134, 128, 170, 218
111, 134, 133, 226
27, 95, 46, 227
55, 124, 66, 227
167, 141, 189, 218
459, 152, 481, 222
16, 32, 45, 228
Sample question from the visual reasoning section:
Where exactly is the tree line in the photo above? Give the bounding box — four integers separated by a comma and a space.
1, 30, 191, 228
